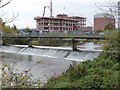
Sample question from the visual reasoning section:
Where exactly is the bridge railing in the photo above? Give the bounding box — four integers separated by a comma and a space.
1, 32, 108, 38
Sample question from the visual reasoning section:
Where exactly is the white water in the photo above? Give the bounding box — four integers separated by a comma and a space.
0, 43, 102, 84
0, 45, 101, 61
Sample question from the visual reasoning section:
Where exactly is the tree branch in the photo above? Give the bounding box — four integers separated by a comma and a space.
0, 0, 11, 8
0, 0, 3, 3
6, 13, 19, 23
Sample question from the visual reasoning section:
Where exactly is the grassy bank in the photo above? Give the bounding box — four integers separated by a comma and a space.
43, 32, 119, 88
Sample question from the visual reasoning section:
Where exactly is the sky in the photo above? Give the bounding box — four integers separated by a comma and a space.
1, 0, 117, 29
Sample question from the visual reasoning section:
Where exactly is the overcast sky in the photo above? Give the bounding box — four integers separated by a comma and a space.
1, 0, 117, 29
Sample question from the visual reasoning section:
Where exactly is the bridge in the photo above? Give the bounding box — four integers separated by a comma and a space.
1, 34, 105, 39
1, 34, 105, 51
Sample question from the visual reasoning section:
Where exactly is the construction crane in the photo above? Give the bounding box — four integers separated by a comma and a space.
42, 0, 53, 17
43, 6, 49, 17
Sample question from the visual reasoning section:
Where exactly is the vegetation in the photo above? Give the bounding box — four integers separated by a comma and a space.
32, 39, 72, 47
2, 25, 17, 34
1, 32, 119, 88
1, 64, 41, 88
43, 32, 119, 89
2, 38, 28, 45
105, 23, 115, 31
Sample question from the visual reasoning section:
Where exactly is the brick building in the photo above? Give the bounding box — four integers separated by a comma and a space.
34, 14, 86, 33
94, 13, 115, 31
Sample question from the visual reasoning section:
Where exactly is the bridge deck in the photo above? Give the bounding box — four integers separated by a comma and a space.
1, 36, 105, 40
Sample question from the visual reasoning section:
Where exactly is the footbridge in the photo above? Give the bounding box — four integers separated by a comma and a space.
1, 34, 105, 51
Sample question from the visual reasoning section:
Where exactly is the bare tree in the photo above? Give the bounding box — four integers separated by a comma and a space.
0, 0, 11, 8
94, 0, 120, 28
0, 0, 19, 28
95, 0, 119, 15
4, 12, 19, 23
0, 0, 12, 30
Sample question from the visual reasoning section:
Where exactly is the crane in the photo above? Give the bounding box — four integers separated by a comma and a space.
42, 0, 53, 17
43, 6, 49, 17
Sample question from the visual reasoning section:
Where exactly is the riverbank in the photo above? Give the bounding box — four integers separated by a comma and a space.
43, 52, 119, 88
43, 32, 119, 88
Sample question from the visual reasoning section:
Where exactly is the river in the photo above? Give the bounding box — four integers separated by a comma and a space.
0, 42, 102, 84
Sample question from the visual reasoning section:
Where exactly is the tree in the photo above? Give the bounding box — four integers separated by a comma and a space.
0, 0, 19, 29
0, 0, 11, 31
2, 25, 17, 33
95, 0, 120, 29
105, 23, 115, 30
0, 0, 11, 8
0, 0, 19, 35
95, 0, 119, 15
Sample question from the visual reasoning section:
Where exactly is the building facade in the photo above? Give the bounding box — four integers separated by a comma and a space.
34, 14, 86, 32
94, 13, 115, 31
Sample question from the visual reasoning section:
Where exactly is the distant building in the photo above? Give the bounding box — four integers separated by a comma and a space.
94, 13, 115, 31
79, 26, 93, 32
34, 14, 86, 33
118, 1, 120, 29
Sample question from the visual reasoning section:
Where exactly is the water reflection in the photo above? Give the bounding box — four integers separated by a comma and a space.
28, 55, 32, 61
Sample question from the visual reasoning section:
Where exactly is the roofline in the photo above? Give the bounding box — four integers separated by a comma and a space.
34, 16, 86, 21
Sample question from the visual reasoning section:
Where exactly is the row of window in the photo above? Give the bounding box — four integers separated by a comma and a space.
37, 21, 78, 24
37, 23, 77, 27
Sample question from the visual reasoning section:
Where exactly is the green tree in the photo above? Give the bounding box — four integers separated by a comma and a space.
105, 23, 115, 30
2, 25, 17, 33
24, 27, 31, 32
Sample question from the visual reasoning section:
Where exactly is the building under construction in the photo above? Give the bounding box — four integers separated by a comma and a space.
34, 0, 86, 33
34, 14, 86, 32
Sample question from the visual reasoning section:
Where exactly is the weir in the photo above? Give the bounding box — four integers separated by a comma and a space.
0, 45, 102, 61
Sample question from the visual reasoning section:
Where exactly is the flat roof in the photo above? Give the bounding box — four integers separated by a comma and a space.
94, 13, 114, 18
34, 16, 86, 21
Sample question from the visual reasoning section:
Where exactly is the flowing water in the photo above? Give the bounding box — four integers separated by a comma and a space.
0, 42, 102, 84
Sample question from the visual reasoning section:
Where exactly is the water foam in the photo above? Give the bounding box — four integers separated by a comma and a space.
0, 45, 101, 61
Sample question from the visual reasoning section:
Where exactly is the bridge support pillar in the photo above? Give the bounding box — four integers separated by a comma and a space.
28, 39, 32, 47
72, 38, 77, 51
0, 39, 3, 45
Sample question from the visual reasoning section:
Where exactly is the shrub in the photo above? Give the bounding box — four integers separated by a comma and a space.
43, 32, 119, 89
1, 64, 41, 88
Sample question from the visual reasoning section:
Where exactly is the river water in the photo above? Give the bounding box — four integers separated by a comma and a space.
0, 42, 102, 84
